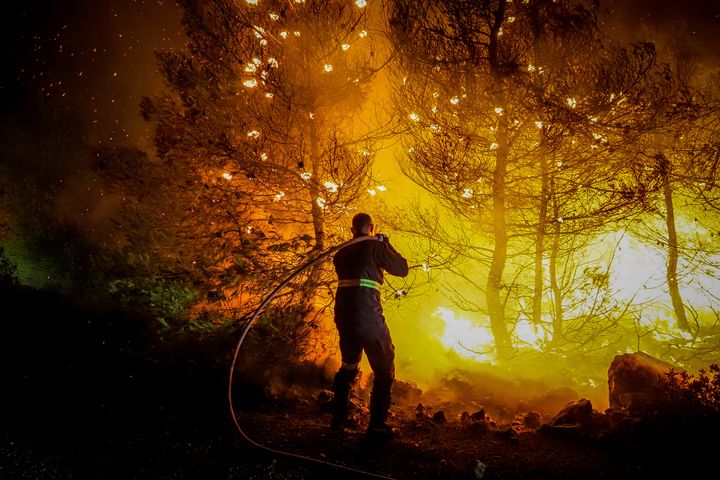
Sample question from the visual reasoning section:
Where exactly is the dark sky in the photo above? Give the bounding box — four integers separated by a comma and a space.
2, 0, 718, 148
1, 0, 719, 240
1, 0, 185, 148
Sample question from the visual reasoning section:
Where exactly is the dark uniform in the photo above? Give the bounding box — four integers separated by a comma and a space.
331, 233, 409, 431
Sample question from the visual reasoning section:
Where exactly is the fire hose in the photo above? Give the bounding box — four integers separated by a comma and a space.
228, 234, 397, 480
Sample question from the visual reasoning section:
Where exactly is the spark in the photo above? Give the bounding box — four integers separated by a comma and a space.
431, 106, 438, 113
323, 64, 334, 72
490, 142, 499, 150
280, 31, 288, 39
409, 112, 420, 122
494, 106, 504, 115
294, 31, 301, 37
430, 124, 440, 132
300, 172, 312, 180
317, 197, 327, 209
368, 189, 377, 196
265, 92, 274, 98
244, 63, 257, 73
432, 91, 440, 98
507, 16, 516, 23
247, 130, 260, 138
243, 79, 258, 88
355, 0, 367, 7
528, 64, 536, 72
557, 217, 564, 223
566, 97, 577, 108
260, 153, 268, 161
269, 13, 279, 20
361, 148, 372, 156
498, 27, 503, 36
535, 120, 543, 129
309, 112, 315, 119
341, 43, 351, 51
462, 188, 473, 199
422, 263, 430, 272
450, 96, 459, 105
268, 58, 278, 68
246, 0, 258, 4
273, 191, 285, 202
376, 185, 387, 192
359, 30, 368, 38
324, 181, 339, 192
222, 172, 233, 180
253, 26, 265, 39
395, 289, 407, 297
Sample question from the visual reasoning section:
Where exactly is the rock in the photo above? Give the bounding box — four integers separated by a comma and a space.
470, 409, 486, 421
392, 379, 423, 405
317, 389, 333, 410
415, 403, 430, 420
550, 398, 593, 426
495, 426, 520, 444
432, 411, 447, 424
523, 411, 542, 429
474, 459, 487, 479
608, 351, 679, 415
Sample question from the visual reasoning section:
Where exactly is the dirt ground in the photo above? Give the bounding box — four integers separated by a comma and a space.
1, 285, 713, 479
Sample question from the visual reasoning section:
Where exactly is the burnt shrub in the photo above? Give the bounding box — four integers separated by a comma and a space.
645, 364, 720, 455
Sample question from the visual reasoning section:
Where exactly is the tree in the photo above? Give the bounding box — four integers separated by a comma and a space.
387, 0, 672, 356
100, 0, 387, 321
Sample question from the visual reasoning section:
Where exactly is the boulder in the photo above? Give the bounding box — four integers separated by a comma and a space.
608, 351, 679, 415
550, 398, 593, 426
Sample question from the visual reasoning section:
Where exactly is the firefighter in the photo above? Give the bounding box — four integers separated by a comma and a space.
331, 212, 409, 440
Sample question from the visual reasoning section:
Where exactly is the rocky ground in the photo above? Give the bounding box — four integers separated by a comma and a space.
1, 285, 715, 479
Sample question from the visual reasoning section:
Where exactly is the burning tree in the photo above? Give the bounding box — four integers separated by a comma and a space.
387, 0, 681, 356
98, 0, 386, 322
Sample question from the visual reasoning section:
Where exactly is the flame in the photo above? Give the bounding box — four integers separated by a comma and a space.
435, 308, 495, 362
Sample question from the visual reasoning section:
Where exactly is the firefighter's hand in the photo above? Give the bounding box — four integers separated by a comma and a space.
376, 233, 389, 243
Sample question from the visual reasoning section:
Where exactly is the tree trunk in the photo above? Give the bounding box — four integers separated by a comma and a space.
549, 218, 563, 342
532, 152, 549, 324
307, 116, 326, 252
548, 173, 563, 343
486, 3, 512, 358
659, 154, 690, 331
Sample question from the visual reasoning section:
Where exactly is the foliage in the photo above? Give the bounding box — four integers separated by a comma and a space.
659, 364, 720, 416
0, 246, 18, 286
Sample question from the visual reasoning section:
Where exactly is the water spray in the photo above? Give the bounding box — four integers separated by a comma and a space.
228, 234, 397, 480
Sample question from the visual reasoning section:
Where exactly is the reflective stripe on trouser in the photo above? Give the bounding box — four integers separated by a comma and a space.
337, 278, 381, 291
